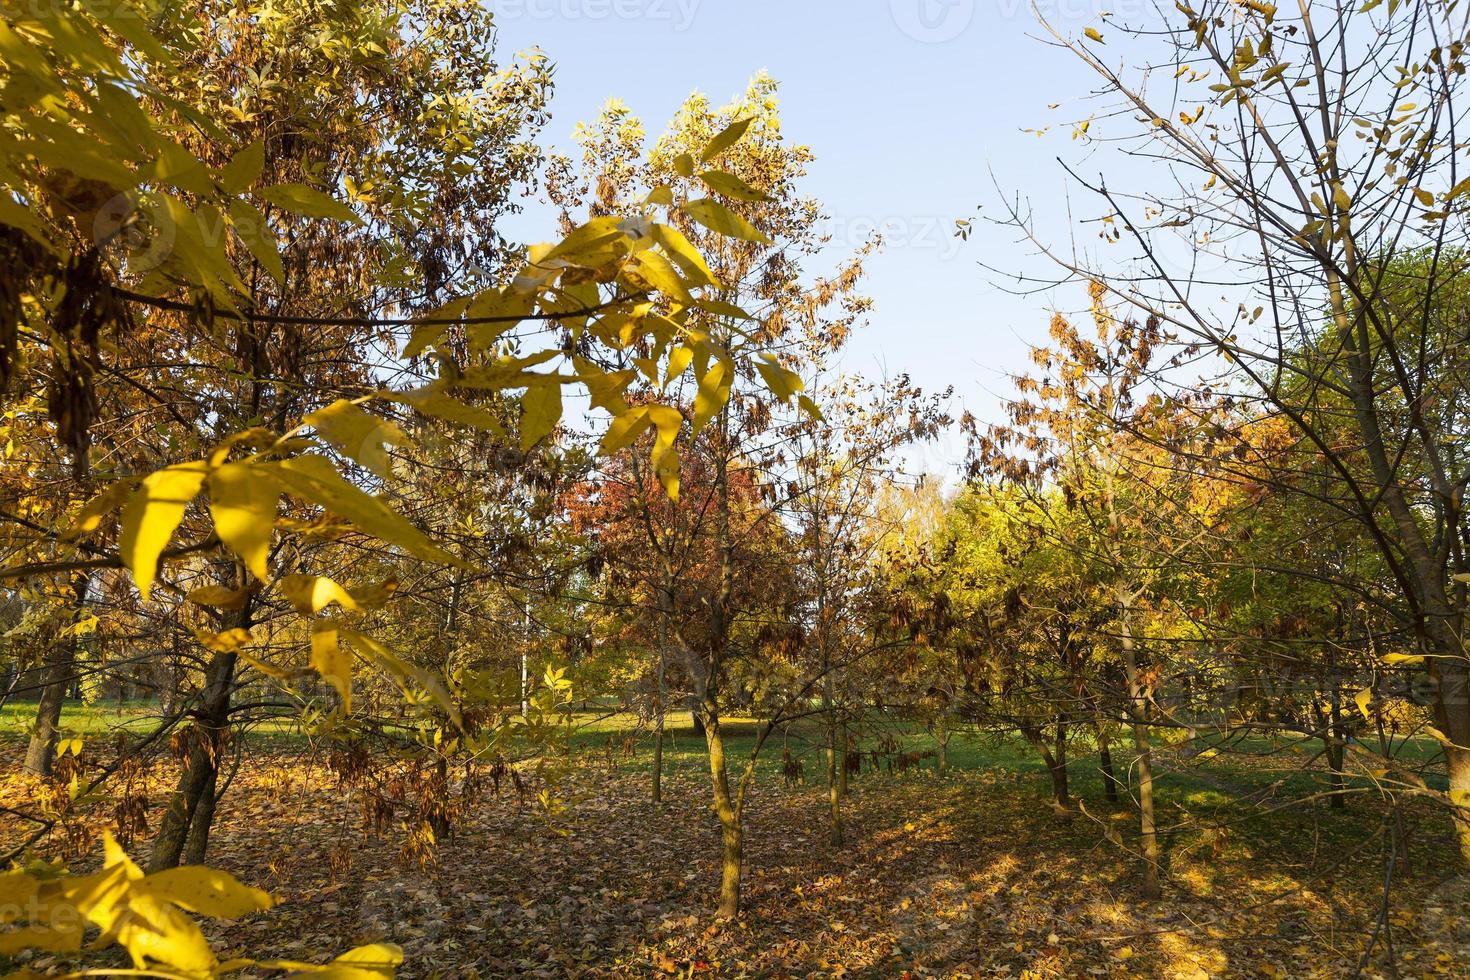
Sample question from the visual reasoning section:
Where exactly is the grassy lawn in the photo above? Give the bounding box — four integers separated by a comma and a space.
0, 699, 304, 746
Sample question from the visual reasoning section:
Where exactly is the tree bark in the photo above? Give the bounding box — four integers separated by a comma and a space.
24, 575, 89, 777
181, 760, 219, 865
703, 711, 742, 919
149, 646, 236, 871
1118, 600, 1161, 900
1099, 736, 1120, 803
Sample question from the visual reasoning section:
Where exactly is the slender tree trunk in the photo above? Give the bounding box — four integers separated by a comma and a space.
652, 699, 666, 804
652, 601, 669, 804
936, 716, 949, 775
24, 575, 89, 777
182, 761, 219, 865
1117, 599, 1161, 900
838, 723, 850, 795
149, 644, 237, 871
702, 711, 742, 919
824, 681, 843, 846
1099, 733, 1120, 803
1051, 722, 1072, 811
1024, 726, 1072, 813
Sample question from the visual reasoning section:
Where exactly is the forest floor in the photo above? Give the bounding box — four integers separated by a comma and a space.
2, 714, 1467, 979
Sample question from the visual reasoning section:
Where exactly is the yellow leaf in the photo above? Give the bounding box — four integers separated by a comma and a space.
304, 399, 408, 480
390, 386, 504, 436
340, 630, 460, 728
208, 462, 279, 583
520, 380, 562, 450
229, 199, 285, 285
1085, 26, 1105, 42
66, 477, 133, 538
755, 353, 804, 402
217, 138, 264, 194
632, 250, 693, 305
692, 358, 731, 435
275, 455, 460, 567
120, 461, 210, 601
699, 170, 769, 202
280, 575, 361, 615
598, 405, 653, 456
262, 942, 404, 978
651, 223, 719, 286
664, 345, 694, 387
1355, 687, 1373, 721
683, 198, 770, 244
310, 626, 352, 712
700, 117, 755, 163
259, 182, 363, 225
139, 866, 273, 918
196, 627, 252, 652
236, 651, 293, 682
186, 584, 250, 610
647, 404, 683, 500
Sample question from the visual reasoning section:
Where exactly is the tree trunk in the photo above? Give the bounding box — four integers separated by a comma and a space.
652, 598, 669, 804
1118, 603, 1161, 900
1131, 716, 1161, 899
1051, 723, 1072, 811
149, 647, 236, 872
1099, 738, 1120, 803
1024, 726, 1072, 814
838, 724, 850, 796
703, 711, 742, 920
24, 575, 89, 777
181, 760, 219, 865
652, 705, 665, 804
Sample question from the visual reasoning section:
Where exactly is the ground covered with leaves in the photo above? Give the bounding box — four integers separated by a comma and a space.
4, 734, 1468, 979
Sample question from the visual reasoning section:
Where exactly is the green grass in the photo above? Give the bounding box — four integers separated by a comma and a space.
5, 700, 1446, 802
0, 699, 304, 745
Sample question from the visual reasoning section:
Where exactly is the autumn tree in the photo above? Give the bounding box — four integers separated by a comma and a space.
1022, 0, 1470, 863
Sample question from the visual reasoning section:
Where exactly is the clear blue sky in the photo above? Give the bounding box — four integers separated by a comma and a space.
490, 0, 1161, 475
